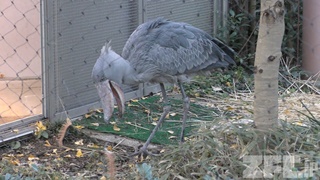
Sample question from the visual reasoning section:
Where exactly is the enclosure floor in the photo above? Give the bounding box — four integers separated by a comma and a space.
0, 79, 42, 125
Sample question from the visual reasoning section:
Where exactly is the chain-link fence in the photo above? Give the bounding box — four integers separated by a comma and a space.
0, 0, 42, 125
1, 0, 225, 141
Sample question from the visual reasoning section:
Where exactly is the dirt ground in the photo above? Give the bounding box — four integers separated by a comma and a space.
0, 126, 140, 179
1, 92, 319, 179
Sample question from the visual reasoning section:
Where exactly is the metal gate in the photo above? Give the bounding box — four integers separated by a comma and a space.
1, 0, 228, 142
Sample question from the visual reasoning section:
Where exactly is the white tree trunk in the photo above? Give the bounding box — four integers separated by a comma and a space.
254, 0, 285, 131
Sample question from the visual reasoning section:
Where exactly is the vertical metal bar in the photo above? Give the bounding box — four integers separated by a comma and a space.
222, 0, 229, 41
40, 0, 46, 117
138, 0, 144, 24
213, 0, 218, 36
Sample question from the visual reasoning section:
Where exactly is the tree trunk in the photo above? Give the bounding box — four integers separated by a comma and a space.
254, 0, 285, 131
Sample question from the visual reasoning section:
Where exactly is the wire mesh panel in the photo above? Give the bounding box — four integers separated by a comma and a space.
144, 0, 215, 36
43, 0, 140, 121
0, 0, 42, 126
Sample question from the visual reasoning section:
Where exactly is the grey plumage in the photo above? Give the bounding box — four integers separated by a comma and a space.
92, 17, 235, 156
121, 17, 235, 84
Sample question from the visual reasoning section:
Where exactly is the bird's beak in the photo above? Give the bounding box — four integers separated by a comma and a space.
95, 80, 125, 123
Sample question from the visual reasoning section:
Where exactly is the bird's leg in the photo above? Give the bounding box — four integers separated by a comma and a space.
178, 80, 190, 143
130, 83, 171, 157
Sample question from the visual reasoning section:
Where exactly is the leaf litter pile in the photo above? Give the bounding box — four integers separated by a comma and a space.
1, 72, 320, 178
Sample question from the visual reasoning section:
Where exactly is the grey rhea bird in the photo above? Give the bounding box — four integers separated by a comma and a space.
92, 17, 236, 156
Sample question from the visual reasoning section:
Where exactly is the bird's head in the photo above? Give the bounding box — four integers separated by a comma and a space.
92, 41, 125, 123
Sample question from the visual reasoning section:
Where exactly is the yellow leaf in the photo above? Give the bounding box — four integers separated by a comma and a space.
35, 121, 47, 131
74, 139, 84, 146
44, 140, 51, 147
226, 106, 234, 111
84, 113, 91, 118
16, 154, 24, 157
230, 144, 238, 149
10, 159, 20, 165
107, 146, 113, 151
28, 155, 39, 161
90, 123, 99, 126
128, 103, 138, 107
76, 149, 83, 158
167, 130, 174, 134
74, 125, 84, 130
87, 143, 100, 148
131, 99, 139, 102
96, 108, 103, 113
194, 92, 200, 97
165, 113, 169, 119
226, 82, 231, 87
170, 113, 176, 117
284, 109, 291, 116
152, 117, 158, 121
113, 124, 121, 131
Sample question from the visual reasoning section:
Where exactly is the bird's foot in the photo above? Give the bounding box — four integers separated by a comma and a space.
130, 145, 160, 160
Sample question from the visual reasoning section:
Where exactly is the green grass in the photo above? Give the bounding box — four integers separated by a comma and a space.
75, 95, 222, 145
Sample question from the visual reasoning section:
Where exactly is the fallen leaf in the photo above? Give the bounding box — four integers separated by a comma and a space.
53, 149, 57, 154
16, 154, 24, 157
100, 176, 107, 180
96, 109, 103, 113
76, 149, 83, 158
10, 159, 20, 165
131, 99, 139, 102
226, 82, 231, 87
74, 139, 84, 146
34, 121, 47, 136
151, 122, 157, 126
230, 144, 238, 149
226, 106, 234, 111
113, 124, 120, 131
152, 117, 158, 121
165, 113, 170, 119
90, 123, 99, 126
167, 130, 174, 134
212, 86, 223, 92
87, 143, 100, 148
44, 140, 51, 147
84, 113, 92, 118
169, 136, 177, 139
170, 112, 176, 117
74, 125, 84, 130
194, 92, 200, 97
64, 154, 72, 158
107, 146, 113, 151
12, 129, 19, 133
144, 109, 150, 114
28, 155, 39, 161
128, 103, 138, 107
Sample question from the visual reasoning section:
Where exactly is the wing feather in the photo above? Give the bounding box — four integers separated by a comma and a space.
122, 18, 235, 78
